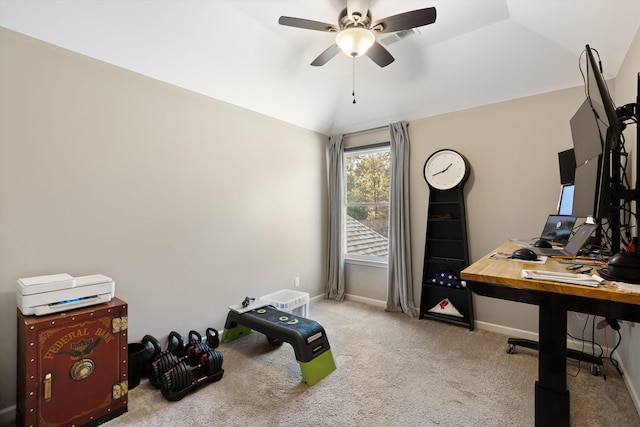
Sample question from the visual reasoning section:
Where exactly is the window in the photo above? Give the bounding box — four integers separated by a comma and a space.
344, 144, 390, 262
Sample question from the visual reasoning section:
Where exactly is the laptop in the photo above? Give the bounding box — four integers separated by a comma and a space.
530, 222, 598, 257
539, 214, 577, 244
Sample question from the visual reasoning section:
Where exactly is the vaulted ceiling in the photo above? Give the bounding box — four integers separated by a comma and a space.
1, 0, 639, 135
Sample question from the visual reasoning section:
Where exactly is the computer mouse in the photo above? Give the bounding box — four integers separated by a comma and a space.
607, 252, 640, 283
533, 239, 552, 248
511, 248, 539, 261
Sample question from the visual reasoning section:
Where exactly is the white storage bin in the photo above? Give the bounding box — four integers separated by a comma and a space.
260, 289, 310, 318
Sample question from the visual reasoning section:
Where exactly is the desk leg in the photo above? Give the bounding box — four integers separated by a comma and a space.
535, 301, 570, 427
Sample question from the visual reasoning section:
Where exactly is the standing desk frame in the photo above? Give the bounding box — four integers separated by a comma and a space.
461, 241, 640, 426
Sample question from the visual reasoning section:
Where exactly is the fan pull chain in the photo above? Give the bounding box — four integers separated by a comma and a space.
352, 56, 357, 104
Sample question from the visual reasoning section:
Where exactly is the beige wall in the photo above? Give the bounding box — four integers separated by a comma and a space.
0, 28, 327, 410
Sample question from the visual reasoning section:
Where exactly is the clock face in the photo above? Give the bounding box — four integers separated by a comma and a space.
424, 150, 468, 190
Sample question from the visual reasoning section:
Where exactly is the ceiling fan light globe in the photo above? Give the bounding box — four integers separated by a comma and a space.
335, 27, 375, 57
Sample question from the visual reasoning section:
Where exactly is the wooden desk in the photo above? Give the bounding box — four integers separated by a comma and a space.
461, 241, 640, 426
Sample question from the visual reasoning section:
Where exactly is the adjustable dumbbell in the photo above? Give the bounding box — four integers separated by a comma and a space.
161, 347, 224, 395
142, 331, 186, 388
183, 330, 213, 365
143, 328, 222, 390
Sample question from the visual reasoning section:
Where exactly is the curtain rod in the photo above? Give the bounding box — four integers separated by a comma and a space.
342, 123, 409, 138
343, 125, 389, 138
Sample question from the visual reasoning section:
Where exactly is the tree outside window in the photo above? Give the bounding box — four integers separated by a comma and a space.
344, 146, 390, 259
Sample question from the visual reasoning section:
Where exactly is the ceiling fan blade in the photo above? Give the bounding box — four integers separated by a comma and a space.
366, 42, 394, 67
311, 45, 341, 66
372, 7, 436, 33
278, 16, 338, 32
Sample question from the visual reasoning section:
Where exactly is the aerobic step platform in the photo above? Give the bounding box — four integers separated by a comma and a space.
221, 305, 336, 386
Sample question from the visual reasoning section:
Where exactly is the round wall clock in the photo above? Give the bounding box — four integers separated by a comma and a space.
423, 149, 469, 190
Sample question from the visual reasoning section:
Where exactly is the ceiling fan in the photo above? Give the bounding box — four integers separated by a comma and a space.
278, 0, 437, 67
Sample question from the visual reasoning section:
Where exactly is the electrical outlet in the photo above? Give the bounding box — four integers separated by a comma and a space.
294, 277, 300, 287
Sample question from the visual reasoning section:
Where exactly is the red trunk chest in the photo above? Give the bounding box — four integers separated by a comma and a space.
16, 298, 129, 426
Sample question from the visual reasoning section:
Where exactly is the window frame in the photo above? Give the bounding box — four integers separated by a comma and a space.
343, 142, 391, 266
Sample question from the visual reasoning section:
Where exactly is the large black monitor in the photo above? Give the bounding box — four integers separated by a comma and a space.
570, 100, 603, 166
557, 148, 576, 185
572, 153, 609, 219
570, 45, 620, 220
584, 45, 624, 145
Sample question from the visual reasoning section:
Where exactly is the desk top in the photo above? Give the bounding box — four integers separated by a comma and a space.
461, 241, 640, 306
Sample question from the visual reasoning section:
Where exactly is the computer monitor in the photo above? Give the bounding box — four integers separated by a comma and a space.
570, 100, 603, 166
558, 184, 574, 215
570, 45, 619, 220
584, 45, 623, 147
558, 148, 576, 185
572, 155, 608, 219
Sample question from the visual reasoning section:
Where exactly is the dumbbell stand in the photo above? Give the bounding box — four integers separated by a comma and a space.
221, 305, 336, 386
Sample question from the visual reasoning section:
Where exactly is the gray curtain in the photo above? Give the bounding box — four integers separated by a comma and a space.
325, 134, 345, 301
386, 121, 417, 316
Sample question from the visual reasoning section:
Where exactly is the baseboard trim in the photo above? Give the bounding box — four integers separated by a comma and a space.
0, 404, 16, 426
343, 293, 386, 308
620, 357, 640, 417
314, 292, 387, 308
474, 320, 538, 341
309, 293, 324, 303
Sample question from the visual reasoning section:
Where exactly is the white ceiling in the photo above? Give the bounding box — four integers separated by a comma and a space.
1, 0, 639, 135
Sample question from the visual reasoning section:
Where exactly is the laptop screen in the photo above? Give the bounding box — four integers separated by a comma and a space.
540, 215, 577, 243
563, 222, 598, 255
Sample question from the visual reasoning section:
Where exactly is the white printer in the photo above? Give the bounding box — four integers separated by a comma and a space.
17, 273, 115, 316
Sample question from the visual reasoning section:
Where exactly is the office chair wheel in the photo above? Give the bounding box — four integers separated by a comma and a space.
506, 343, 516, 354
591, 364, 601, 376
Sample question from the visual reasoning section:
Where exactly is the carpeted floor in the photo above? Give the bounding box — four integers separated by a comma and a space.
105, 299, 640, 426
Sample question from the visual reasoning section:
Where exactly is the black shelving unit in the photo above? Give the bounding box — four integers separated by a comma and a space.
419, 151, 474, 330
